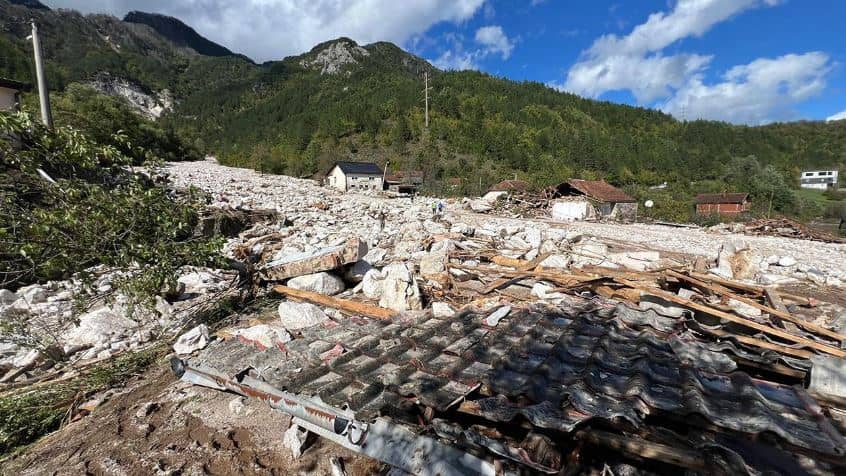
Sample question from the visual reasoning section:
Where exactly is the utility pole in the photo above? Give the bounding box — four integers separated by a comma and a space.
29, 20, 52, 128
422, 71, 431, 128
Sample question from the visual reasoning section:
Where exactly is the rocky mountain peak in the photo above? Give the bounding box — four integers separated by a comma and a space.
299, 37, 370, 75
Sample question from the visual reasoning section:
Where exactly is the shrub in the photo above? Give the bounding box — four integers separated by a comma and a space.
0, 112, 223, 346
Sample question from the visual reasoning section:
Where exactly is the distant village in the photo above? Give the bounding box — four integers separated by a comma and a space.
2, 74, 842, 224
321, 157, 842, 223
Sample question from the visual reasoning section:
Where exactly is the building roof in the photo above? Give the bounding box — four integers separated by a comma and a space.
559, 179, 635, 203
385, 170, 424, 184
188, 303, 845, 472
488, 179, 528, 193
0, 77, 31, 91
694, 193, 749, 205
331, 161, 383, 176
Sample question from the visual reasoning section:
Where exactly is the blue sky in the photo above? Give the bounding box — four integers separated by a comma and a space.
47, 1, 846, 124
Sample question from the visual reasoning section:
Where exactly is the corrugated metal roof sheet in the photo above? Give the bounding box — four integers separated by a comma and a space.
694, 193, 749, 204
190, 304, 845, 458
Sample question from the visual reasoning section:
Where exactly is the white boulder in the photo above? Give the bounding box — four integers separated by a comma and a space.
378, 263, 422, 312
62, 307, 137, 347
173, 324, 210, 355
431, 302, 455, 318
287, 272, 345, 296
278, 301, 329, 330
232, 324, 292, 349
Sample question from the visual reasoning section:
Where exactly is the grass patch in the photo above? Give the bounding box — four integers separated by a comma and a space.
0, 345, 166, 458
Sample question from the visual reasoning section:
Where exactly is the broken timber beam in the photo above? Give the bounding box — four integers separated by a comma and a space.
615, 278, 846, 358
667, 270, 844, 342
261, 238, 364, 281
688, 272, 814, 305
273, 285, 397, 320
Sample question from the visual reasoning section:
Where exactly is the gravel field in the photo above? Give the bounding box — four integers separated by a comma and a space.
165, 160, 846, 282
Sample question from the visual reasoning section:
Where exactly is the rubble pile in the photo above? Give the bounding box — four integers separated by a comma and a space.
0, 265, 237, 383
740, 217, 846, 243
158, 162, 846, 475
5, 160, 846, 474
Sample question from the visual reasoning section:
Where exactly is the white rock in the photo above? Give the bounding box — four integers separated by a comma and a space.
229, 396, 247, 415
825, 277, 843, 287
758, 273, 799, 285
287, 272, 345, 296
431, 302, 455, 318
807, 271, 827, 285
232, 324, 292, 349
278, 301, 329, 330
531, 283, 566, 301
173, 324, 210, 355
485, 306, 511, 326
777, 256, 797, 267
12, 349, 40, 368
62, 307, 137, 347
283, 424, 309, 459
469, 200, 493, 212
19, 285, 47, 305
362, 269, 385, 299
538, 254, 569, 269
378, 263, 422, 312
765, 255, 780, 265
363, 248, 388, 265
607, 251, 661, 272
420, 249, 448, 278
728, 299, 762, 319
0, 289, 17, 306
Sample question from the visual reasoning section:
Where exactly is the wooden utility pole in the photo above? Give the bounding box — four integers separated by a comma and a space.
423, 71, 431, 128
30, 20, 52, 128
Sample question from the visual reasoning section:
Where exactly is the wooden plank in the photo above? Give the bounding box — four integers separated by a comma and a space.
765, 287, 789, 313
688, 271, 814, 305
272, 285, 397, 321
695, 324, 814, 360
615, 278, 846, 357
668, 271, 844, 342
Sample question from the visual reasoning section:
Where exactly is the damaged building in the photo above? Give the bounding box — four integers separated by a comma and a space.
552, 179, 637, 221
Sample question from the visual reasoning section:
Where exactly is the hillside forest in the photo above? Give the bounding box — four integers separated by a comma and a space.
1, 0, 844, 223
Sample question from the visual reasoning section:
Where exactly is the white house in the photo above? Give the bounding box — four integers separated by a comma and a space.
326, 161, 384, 192
800, 170, 839, 190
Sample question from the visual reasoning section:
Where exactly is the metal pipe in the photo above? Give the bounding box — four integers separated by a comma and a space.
171, 358, 367, 442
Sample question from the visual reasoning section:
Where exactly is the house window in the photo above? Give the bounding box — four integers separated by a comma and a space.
804, 172, 814, 177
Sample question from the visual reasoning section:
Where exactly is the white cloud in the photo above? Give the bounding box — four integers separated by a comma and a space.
44, 0, 488, 62
563, 0, 778, 102
828, 109, 846, 122
432, 50, 479, 70
431, 25, 515, 70
474, 25, 514, 59
662, 53, 832, 124
558, 0, 831, 124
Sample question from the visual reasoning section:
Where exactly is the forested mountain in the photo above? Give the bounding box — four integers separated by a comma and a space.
122, 11, 240, 59
1, 0, 844, 220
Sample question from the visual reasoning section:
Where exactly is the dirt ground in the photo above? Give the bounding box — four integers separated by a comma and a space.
1, 361, 383, 476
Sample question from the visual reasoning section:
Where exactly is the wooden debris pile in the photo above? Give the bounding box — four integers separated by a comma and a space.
744, 217, 846, 243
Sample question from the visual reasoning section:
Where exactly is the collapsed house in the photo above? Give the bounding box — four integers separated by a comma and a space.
175, 232, 846, 475
552, 179, 637, 221
384, 170, 424, 194
483, 179, 529, 203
